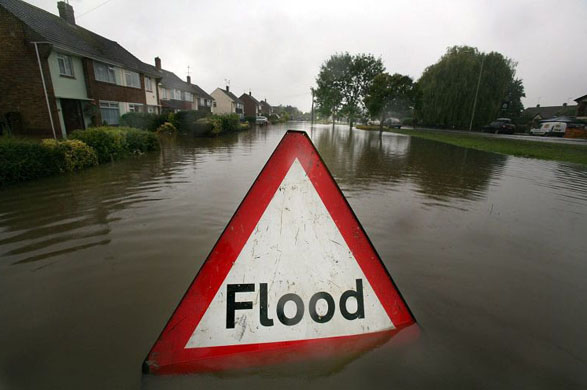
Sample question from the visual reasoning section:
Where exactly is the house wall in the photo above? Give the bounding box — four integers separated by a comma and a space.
0, 8, 61, 137
211, 89, 234, 114
240, 94, 260, 117
47, 51, 88, 100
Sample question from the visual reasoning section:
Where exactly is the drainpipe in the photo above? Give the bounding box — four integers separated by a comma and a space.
34, 42, 57, 139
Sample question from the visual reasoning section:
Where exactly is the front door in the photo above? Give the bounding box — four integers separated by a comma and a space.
61, 99, 85, 135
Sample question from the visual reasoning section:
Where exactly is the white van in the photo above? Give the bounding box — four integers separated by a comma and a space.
530, 121, 567, 136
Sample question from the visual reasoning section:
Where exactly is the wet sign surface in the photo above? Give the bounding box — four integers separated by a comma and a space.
144, 131, 415, 374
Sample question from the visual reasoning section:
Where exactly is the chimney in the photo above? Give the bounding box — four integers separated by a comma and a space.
226, 85, 230, 92
187, 75, 191, 84
154, 57, 161, 71
563, 102, 567, 107
536, 104, 540, 108
57, 1, 75, 25
249, 90, 252, 96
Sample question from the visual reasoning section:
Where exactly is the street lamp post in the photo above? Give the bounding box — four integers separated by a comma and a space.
469, 54, 485, 131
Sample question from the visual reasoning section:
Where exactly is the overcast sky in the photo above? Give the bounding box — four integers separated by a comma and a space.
29, 0, 587, 112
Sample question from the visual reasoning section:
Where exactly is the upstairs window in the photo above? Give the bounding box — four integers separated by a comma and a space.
173, 89, 182, 100
145, 77, 152, 92
94, 61, 116, 84
184, 92, 193, 102
124, 70, 140, 88
160, 88, 168, 99
57, 54, 74, 77
199, 98, 205, 106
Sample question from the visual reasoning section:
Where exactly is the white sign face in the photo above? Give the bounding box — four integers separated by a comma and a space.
186, 159, 394, 348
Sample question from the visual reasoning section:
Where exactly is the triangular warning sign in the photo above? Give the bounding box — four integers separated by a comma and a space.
144, 131, 415, 375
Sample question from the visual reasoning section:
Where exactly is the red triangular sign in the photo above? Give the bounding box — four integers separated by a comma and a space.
144, 131, 415, 374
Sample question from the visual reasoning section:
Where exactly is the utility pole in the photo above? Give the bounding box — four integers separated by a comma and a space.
310, 88, 315, 129
469, 54, 485, 131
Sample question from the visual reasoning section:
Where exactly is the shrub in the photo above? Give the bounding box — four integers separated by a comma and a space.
70, 127, 127, 163
156, 122, 178, 135
0, 137, 62, 186
214, 114, 241, 133
120, 112, 154, 130
41, 139, 98, 172
125, 128, 160, 154
174, 110, 211, 134
240, 122, 250, 130
244, 115, 257, 123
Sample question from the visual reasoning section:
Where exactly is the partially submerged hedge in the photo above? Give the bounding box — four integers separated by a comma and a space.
70, 126, 159, 163
1, 127, 160, 187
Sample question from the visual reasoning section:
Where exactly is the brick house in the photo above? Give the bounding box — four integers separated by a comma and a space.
211, 86, 244, 118
155, 57, 214, 113
260, 99, 272, 116
0, 0, 161, 137
239, 92, 262, 117
575, 94, 587, 119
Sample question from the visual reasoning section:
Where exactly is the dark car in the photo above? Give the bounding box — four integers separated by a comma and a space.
482, 118, 516, 134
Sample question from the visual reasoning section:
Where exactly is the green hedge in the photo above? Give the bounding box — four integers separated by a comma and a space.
0, 138, 63, 186
119, 112, 168, 131
41, 139, 98, 172
70, 126, 159, 163
174, 110, 209, 133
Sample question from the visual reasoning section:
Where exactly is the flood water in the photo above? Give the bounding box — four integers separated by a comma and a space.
1, 123, 586, 389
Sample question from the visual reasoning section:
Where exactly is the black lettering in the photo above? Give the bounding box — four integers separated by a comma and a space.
226, 284, 254, 329
276, 293, 304, 326
259, 283, 274, 327
340, 279, 365, 320
309, 292, 335, 323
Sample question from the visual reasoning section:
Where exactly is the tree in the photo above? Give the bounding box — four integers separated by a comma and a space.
415, 46, 524, 129
365, 72, 414, 133
315, 53, 385, 130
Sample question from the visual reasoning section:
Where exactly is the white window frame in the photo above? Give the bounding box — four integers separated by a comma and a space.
145, 77, 152, 92
99, 100, 120, 125
184, 92, 193, 102
128, 103, 143, 112
124, 70, 140, 89
57, 54, 74, 77
94, 61, 116, 84
173, 89, 182, 100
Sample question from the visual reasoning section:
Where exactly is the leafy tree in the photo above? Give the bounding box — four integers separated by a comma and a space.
365, 72, 414, 133
315, 53, 385, 130
415, 46, 524, 130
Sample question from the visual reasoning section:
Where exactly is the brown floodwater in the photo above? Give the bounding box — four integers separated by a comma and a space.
1, 124, 586, 389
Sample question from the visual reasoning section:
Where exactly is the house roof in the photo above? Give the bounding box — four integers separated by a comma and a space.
157, 69, 213, 100
0, 0, 158, 77
216, 88, 243, 104
522, 105, 577, 120
575, 94, 587, 102
240, 93, 260, 105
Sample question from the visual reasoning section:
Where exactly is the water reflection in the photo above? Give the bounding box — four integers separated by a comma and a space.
1, 124, 587, 389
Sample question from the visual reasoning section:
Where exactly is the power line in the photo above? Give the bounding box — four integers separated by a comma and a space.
77, 0, 116, 19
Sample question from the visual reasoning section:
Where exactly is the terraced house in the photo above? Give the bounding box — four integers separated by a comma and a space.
0, 0, 161, 138
155, 57, 214, 114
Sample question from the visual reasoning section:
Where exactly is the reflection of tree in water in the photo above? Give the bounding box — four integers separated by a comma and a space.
406, 137, 507, 201
313, 127, 506, 201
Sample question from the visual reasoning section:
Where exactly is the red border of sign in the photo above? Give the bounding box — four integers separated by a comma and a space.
143, 131, 416, 375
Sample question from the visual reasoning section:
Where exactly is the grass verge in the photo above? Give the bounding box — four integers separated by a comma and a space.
356, 125, 587, 165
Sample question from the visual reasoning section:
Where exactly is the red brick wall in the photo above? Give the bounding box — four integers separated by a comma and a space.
240, 95, 258, 117
0, 8, 61, 137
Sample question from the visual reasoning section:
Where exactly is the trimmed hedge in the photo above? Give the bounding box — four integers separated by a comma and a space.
174, 110, 209, 134
119, 112, 169, 131
70, 126, 159, 163
41, 139, 98, 172
0, 138, 62, 186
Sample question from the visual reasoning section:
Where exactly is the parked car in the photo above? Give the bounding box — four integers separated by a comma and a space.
482, 118, 515, 134
384, 118, 402, 129
256, 116, 268, 125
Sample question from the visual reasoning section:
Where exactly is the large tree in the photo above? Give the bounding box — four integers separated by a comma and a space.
365, 72, 414, 133
315, 53, 385, 130
415, 46, 524, 129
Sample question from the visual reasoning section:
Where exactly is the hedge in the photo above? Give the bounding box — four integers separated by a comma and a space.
0, 138, 63, 186
119, 112, 168, 131
41, 139, 98, 172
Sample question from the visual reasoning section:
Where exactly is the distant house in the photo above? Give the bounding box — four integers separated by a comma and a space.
239, 92, 262, 117
211, 86, 244, 117
0, 0, 161, 137
575, 94, 587, 119
260, 99, 272, 116
521, 104, 578, 127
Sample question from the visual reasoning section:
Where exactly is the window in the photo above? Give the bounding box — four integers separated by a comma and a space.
147, 106, 157, 113
206, 99, 212, 107
128, 103, 143, 112
99, 101, 120, 125
145, 77, 152, 92
184, 92, 193, 102
124, 70, 140, 88
160, 88, 168, 99
94, 61, 116, 84
57, 54, 74, 77
199, 98, 205, 106
173, 89, 182, 100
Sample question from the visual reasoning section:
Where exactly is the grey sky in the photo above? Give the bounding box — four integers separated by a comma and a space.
29, 0, 587, 112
